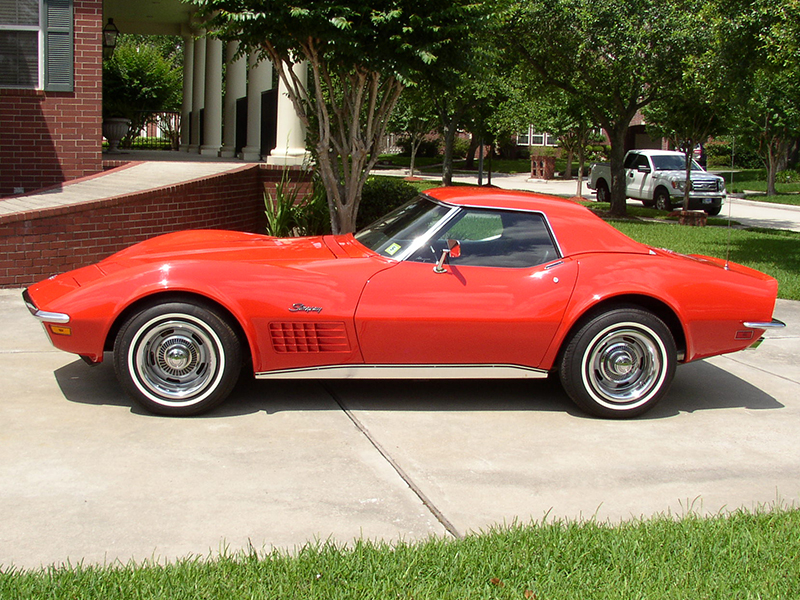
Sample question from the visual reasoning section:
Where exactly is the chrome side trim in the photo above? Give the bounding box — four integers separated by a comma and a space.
743, 319, 786, 329
22, 289, 70, 324
256, 364, 549, 380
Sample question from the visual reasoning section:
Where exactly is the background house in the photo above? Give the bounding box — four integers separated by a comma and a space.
0, 0, 307, 197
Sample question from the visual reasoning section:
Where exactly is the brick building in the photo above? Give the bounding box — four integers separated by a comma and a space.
1, 0, 308, 198
1, 0, 103, 196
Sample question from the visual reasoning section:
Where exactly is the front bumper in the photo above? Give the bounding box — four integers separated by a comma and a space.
670, 195, 724, 211
22, 289, 70, 324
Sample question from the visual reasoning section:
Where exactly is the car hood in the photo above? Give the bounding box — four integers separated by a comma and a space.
98, 230, 336, 272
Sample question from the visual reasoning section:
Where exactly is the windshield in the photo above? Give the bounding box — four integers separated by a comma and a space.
651, 155, 704, 171
354, 196, 453, 258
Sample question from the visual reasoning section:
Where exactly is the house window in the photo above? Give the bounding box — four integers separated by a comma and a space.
0, 0, 73, 91
517, 126, 559, 147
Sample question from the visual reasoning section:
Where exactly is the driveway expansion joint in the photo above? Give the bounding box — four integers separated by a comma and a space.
321, 382, 462, 539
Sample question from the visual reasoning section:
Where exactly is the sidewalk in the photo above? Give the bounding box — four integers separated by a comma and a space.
0, 160, 247, 217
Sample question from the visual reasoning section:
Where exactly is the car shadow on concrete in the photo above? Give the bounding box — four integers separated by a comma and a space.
55, 355, 782, 419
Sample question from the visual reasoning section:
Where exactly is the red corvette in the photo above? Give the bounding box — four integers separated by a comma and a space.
24, 187, 783, 418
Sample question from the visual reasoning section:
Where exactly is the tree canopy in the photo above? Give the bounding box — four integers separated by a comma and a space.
498, 0, 707, 215
192, 0, 481, 233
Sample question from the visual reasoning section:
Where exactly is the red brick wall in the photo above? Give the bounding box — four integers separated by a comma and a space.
0, 164, 312, 288
0, 0, 103, 197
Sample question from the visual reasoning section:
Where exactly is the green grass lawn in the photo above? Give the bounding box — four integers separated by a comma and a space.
2, 507, 799, 599
717, 169, 800, 205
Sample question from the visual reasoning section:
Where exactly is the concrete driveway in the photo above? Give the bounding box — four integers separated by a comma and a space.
1, 289, 798, 570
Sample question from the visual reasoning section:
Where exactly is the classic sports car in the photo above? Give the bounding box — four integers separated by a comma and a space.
24, 187, 784, 418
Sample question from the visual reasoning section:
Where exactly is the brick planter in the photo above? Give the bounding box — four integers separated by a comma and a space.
530, 155, 556, 180
669, 210, 708, 227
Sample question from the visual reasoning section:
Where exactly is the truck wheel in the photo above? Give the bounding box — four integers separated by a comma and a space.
654, 188, 672, 212
705, 206, 722, 216
595, 180, 610, 203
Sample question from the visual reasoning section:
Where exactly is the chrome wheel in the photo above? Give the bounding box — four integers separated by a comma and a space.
129, 314, 223, 406
114, 302, 242, 416
559, 307, 676, 418
581, 323, 667, 410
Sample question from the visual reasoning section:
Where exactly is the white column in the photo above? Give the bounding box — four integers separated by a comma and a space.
188, 31, 206, 153
179, 36, 194, 151
220, 41, 246, 158
241, 52, 272, 162
267, 61, 309, 166
200, 36, 223, 156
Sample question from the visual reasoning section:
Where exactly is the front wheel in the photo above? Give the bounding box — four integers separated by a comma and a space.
559, 307, 676, 418
114, 301, 242, 416
705, 205, 722, 216
654, 188, 672, 212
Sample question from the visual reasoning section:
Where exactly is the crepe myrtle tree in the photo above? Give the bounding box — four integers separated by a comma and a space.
499, 0, 705, 216
191, 0, 480, 234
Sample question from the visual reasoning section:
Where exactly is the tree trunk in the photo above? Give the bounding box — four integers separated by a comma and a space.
441, 117, 459, 186
409, 135, 422, 178
767, 144, 778, 196
564, 148, 574, 178
576, 144, 585, 197
606, 124, 628, 217
465, 133, 480, 170
683, 142, 694, 211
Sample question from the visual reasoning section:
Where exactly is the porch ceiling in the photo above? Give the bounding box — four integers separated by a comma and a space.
104, 0, 193, 36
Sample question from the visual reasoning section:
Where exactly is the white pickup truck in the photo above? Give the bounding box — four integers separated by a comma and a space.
588, 149, 725, 215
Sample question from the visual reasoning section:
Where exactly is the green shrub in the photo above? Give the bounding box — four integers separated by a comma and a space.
705, 138, 762, 169
451, 136, 471, 159
102, 36, 182, 149
265, 172, 331, 237
396, 136, 440, 158
296, 175, 331, 236
356, 177, 419, 229
777, 169, 800, 184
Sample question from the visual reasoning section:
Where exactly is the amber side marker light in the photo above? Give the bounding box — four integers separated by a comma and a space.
49, 324, 72, 336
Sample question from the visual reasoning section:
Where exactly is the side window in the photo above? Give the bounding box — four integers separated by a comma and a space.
634, 154, 650, 170
408, 209, 558, 269
623, 153, 638, 169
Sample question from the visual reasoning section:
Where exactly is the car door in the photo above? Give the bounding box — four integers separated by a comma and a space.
354, 208, 578, 369
626, 153, 652, 200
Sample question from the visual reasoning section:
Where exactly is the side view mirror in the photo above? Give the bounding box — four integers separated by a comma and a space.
637, 165, 652, 174
447, 238, 461, 258
434, 239, 461, 273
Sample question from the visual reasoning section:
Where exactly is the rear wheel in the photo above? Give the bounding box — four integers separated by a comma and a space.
595, 180, 610, 203
559, 307, 676, 418
114, 301, 242, 416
